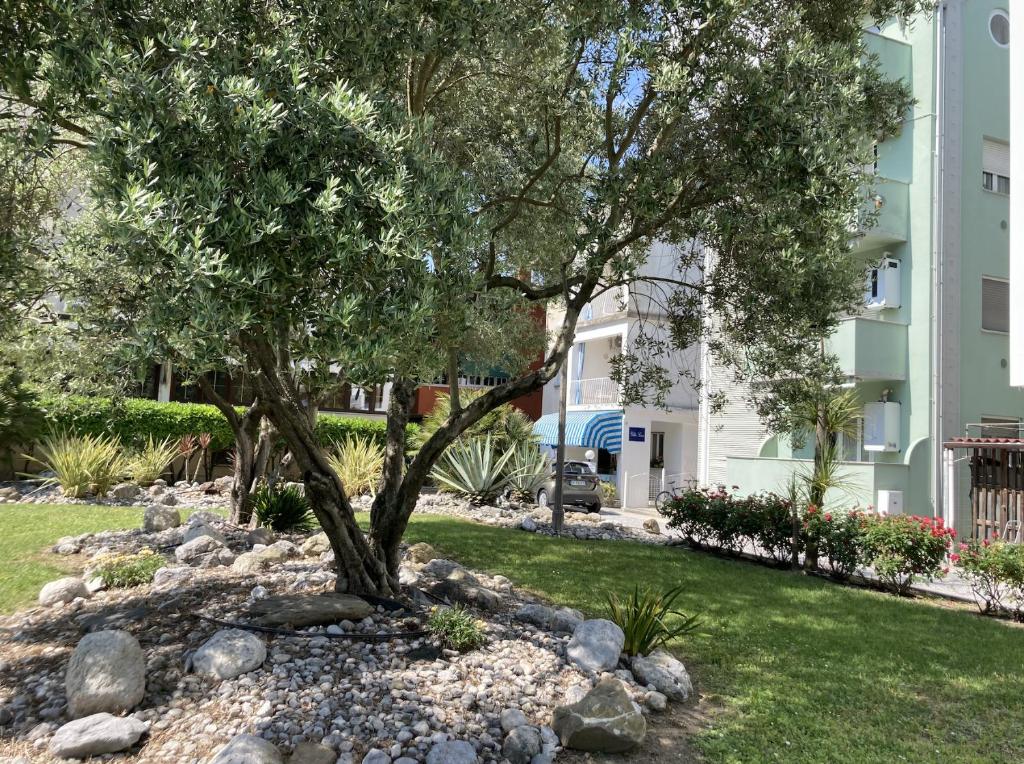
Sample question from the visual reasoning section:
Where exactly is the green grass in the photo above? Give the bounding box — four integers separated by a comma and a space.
3, 505, 1024, 762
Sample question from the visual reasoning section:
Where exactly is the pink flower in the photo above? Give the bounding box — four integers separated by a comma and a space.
949, 553, 960, 563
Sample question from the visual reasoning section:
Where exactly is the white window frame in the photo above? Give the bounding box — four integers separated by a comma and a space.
982, 138, 1011, 195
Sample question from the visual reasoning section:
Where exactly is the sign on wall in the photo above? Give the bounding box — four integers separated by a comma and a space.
628, 426, 646, 443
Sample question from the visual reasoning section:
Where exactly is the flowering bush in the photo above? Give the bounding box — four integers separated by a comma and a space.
747, 493, 797, 564
860, 514, 956, 595
804, 508, 867, 581
954, 538, 1024, 615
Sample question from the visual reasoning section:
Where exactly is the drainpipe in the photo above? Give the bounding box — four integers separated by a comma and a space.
930, 1, 947, 523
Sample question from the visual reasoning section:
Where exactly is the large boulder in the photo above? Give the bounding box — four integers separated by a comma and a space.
232, 552, 271, 575
248, 593, 373, 627
39, 577, 90, 606
109, 482, 143, 501
207, 734, 283, 764
49, 713, 147, 758
175, 534, 226, 564
566, 619, 625, 672
551, 677, 646, 753
287, 741, 336, 764
502, 726, 541, 764
514, 604, 583, 634
183, 523, 226, 545
157, 492, 178, 506
246, 527, 274, 547
406, 542, 437, 563
425, 740, 477, 764
630, 649, 693, 702
143, 504, 181, 532
300, 532, 331, 557
65, 630, 146, 718
192, 629, 266, 680
428, 577, 503, 612
421, 558, 463, 579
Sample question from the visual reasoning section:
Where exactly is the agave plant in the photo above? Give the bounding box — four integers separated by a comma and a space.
607, 585, 702, 656
252, 482, 316, 532
327, 435, 385, 497
504, 443, 550, 502
430, 436, 518, 504
29, 431, 128, 498
127, 435, 178, 486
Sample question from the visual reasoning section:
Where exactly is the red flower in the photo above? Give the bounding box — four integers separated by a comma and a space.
949, 553, 960, 563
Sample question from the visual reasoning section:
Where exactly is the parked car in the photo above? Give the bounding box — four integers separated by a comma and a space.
535, 460, 602, 513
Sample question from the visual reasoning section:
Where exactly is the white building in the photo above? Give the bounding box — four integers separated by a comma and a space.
537, 243, 700, 509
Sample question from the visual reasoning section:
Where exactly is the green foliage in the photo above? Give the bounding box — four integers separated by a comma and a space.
803, 508, 867, 581
0, 370, 42, 453
427, 605, 487, 652
29, 432, 128, 498
90, 548, 165, 588
126, 435, 178, 486
252, 483, 315, 532
860, 515, 955, 595
953, 539, 1024, 616
598, 480, 618, 504
504, 443, 549, 502
607, 585, 702, 657
327, 435, 385, 497
415, 391, 537, 452
430, 436, 517, 504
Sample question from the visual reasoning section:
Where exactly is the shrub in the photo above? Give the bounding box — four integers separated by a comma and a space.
860, 514, 955, 595
252, 483, 316, 532
816, 509, 867, 581
427, 605, 488, 651
954, 538, 1024, 615
127, 435, 178, 486
90, 549, 165, 587
599, 479, 618, 504
29, 431, 128, 497
0, 370, 42, 458
504, 444, 549, 502
415, 391, 535, 452
607, 585, 702, 656
430, 436, 517, 504
327, 435, 385, 497
658, 487, 719, 546
746, 492, 796, 564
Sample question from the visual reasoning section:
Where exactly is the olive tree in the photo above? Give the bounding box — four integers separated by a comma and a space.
2, 0, 923, 594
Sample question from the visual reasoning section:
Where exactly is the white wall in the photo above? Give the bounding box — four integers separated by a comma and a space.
1011, 5, 1024, 386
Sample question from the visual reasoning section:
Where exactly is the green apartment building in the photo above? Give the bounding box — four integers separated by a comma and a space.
700, 2, 1021, 535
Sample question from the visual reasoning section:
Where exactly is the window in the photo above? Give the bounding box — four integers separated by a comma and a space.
982, 139, 1010, 194
989, 10, 1010, 47
982, 277, 1010, 333
980, 416, 1020, 439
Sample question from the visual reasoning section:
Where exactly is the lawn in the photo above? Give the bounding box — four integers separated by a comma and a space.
3, 504, 1024, 763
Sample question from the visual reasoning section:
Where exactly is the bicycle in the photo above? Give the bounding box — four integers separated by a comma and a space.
654, 477, 698, 512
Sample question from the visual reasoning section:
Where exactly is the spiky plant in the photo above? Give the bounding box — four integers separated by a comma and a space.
607, 585, 702, 656
251, 482, 316, 532
430, 436, 518, 504
29, 431, 128, 498
504, 443, 550, 502
127, 435, 178, 486
327, 435, 385, 497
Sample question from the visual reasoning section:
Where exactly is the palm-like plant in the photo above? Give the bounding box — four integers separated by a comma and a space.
430, 435, 518, 504
127, 435, 178, 486
415, 391, 537, 452
29, 431, 128, 498
505, 443, 550, 502
327, 435, 385, 497
607, 585, 702, 656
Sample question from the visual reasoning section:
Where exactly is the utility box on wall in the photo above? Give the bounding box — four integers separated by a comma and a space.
865, 256, 901, 311
863, 401, 901, 452
876, 489, 904, 514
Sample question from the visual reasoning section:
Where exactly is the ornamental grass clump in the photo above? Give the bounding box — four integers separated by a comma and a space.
327, 434, 385, 497
607, 585, 702, 656
860, 514, 956, 595
29, 431, 128, 498
252, 483, 316, 532
504, 444, 549, 502
91, 549, 165, 588
427, 605, 487, 652
430, 436, 517, 504
953, 537, 1024, 616
127, 435, 178, 486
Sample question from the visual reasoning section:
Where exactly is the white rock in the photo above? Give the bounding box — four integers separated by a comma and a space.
500, 708, 529, 733
301, 532, 331, 556
521, 517, 538, 532
630, 649, 693, 701
183, 523, 226, 545
109, 482, 142, 501
65, 630, 146, 718
645, 691, 668, 711
362, 750, 392, 764
39, 577, 90, 606
192, 629, 267, 680
206, 734, 283, 763
143, 504, 181, 532
158, 492, 178, 506
566, 619, 625, 673
49, 713, 147, 758
425, 740, 477, 764
175, 534, 225, 563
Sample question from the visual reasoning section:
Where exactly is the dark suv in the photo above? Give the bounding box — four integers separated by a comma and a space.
535, 461, 602, 513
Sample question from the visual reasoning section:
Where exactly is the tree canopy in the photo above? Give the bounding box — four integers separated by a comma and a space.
0, 0, 925, 592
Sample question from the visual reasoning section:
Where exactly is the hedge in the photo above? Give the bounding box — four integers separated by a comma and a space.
37, 395, 417, 452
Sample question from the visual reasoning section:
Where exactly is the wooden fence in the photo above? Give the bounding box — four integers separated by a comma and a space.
946, 440, 1024, 542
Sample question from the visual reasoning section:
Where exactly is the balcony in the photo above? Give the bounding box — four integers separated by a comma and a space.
569, 377, 619, 406
828, 316, 907, 381
857, 178, 908, 248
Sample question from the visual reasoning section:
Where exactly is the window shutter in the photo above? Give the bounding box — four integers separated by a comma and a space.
983, 139, 1011, 177
982, 277, 1010, 332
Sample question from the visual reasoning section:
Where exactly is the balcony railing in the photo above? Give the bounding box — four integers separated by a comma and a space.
570, 377, 619, 406
828, 316, 907, 381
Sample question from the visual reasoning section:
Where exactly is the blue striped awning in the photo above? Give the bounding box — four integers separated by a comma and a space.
533, 410, 623, 453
